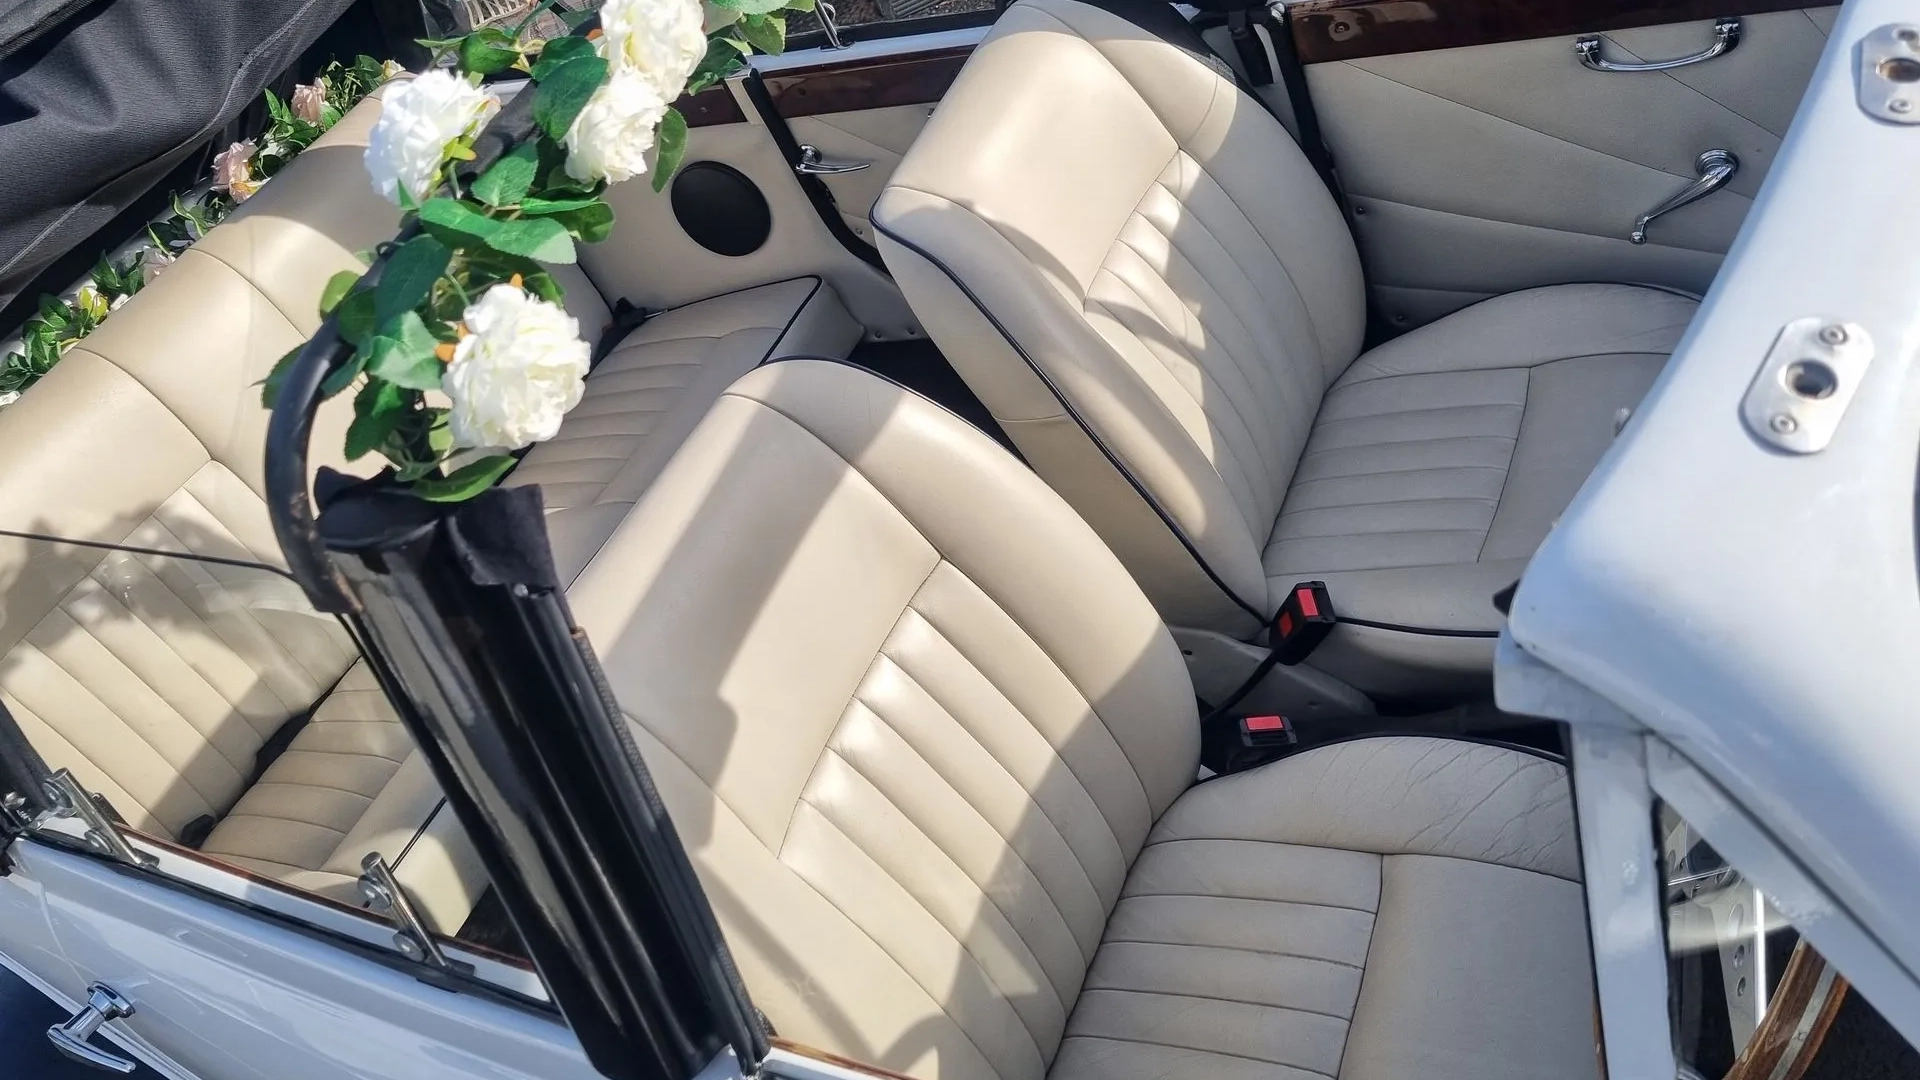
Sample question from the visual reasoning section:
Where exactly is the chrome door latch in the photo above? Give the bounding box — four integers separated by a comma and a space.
1857, 24, 1920, 123
41, 769, 155, 869
795, 144, 871, 175
47, 983, 138, 1074
1630, 149, 1737, 244
1576, 17, 1741, 72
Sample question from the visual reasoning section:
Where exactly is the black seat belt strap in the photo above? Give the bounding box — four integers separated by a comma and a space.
1227, 8, 1274, 85
1263, 3, 1341, 198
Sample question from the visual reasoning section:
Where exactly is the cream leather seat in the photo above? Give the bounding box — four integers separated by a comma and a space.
571, 358, 1598, 1080
0, 91, 856, 930
872, 0, 1695, 697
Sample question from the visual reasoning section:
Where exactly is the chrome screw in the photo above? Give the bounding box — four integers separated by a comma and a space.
1819, 324, 1849, 345
1769, 414, 1798, 434
1893, 98, 1914, 114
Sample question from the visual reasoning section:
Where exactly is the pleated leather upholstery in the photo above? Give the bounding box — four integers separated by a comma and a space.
569, 360, 1600, 1080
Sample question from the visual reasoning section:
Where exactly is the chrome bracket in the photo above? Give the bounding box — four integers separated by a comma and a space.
1857, 24, 1920, 123
1740, 317, 1873, 454
46, 983, 139, 1074
816, 0, 850, 50
1576, 17, 1740, 72
359, 852, 470, 974
40, 769, 155, 869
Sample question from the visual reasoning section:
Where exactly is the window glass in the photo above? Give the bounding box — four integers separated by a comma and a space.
1656, 802, 1919, 1079
787, 0, 999, 42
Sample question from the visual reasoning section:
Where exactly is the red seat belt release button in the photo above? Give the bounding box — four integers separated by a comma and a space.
1239, 714, 1297, 748
1272, 580, 1336, 665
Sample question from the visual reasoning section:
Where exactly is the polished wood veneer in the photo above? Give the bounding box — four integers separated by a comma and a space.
765, 46, 973, 118
1290, 0, 1820, 64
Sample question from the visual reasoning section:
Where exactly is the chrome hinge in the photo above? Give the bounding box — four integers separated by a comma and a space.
47, 983, 139, 1074
38, 770, 155, 869
359, 852, 471, 975
816, 0, 850, 50
1740, 317, 1873, 454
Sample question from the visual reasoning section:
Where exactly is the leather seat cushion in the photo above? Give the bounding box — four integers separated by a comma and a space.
1264, 284, 1695, 695
1053, 736, 1595, 1080
512, 277, 861, 582
200, 659, 486, 932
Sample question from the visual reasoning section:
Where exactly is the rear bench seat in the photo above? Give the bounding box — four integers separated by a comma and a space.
0, 90, 859, 932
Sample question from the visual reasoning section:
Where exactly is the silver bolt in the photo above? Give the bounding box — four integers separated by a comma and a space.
1893, 98, 1914, 114
1769, 414, 1798, 434
1819, 324, 1848, 345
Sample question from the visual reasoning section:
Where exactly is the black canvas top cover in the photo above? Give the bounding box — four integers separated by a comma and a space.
0, 0, 357, 314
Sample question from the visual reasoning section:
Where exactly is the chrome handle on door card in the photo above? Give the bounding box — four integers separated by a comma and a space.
1577, 17, 1741, 72
796, 145, 871, 175
46, 983, 139, 1074
1631, 149, 1738, 245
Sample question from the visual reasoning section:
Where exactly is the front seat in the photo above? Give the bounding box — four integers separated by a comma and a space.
569, 359, 1598, 1080
871, 0, 1695, 698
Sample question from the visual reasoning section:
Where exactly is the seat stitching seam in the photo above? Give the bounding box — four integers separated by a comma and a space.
1, 690, 164, 828
795, 795, 1053, 1072
1335, 857, 1385, 1077
1270, 525, 1488, 542
242, 780, 379, 800
847, 687, 1095, 976
905, 582, 1154, 844
217, 811, 348, 835
870, 645, 1109, 948
1289, 464, 1508, 485
1277, 494, 1499, 517
1122, 891, 1376, 914
1060, 1033, 1335, 1076
1078, 986, 1353, 1023
1477, 366, 1526, 561
35, 614, 235, 815
1098, 940, 1362, 969
1175, 151, 1331, 368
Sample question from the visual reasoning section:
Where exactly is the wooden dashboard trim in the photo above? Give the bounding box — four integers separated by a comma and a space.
764, 45, 973, 118
1289, 0, 1823, 65
677, 85, 748, 128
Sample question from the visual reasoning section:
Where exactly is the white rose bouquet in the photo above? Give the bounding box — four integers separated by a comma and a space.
263, 0, 813, 501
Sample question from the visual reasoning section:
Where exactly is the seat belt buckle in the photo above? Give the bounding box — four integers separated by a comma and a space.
1239, 714, 1297, 749
1271, 580, 1336, 665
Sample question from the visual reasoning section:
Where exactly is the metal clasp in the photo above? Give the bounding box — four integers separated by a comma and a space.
816, 0, 850, 50
40, 770, 155, 869
1740, 317, 1873, 454
1857, 24, 1920, 123
1631, 148, 1737, 245
46, 983, 138, 1074
1576, 17, 1741, 72
359, 852, 470, 974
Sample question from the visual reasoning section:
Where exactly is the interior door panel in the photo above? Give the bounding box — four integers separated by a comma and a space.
1301, 7, 1836, 328
787, 103, 934, 244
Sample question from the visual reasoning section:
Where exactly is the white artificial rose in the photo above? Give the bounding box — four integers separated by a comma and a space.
599, 0, 707, 101
381, 59, 408, 81
442, 285, 590, 452
563, 67, 668, 184
363, 69, 500, 206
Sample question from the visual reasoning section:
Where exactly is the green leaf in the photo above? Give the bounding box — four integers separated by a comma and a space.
472, 141, 540, 207
521, 268, 564, 304
531, 35, 596, 78
652, 109, 689, 192
332, 287, 379, 345
320, 350, 368, 398
413, 455, 516, 502
365, 311, 445, 391
709, 0, 793, 14
532, 51, 609, 142
260, 344, 302, 408
519, 194, 601, 214
740, 12, 787, 54
786, 0, 817, 12
460, 27, 523, 75
319, 270, 361, 317
551, 200, 615, 242
375, 235, 452, 324
345, 380, 409, 460
418, 197, 577, 263
264, 88, 292, 124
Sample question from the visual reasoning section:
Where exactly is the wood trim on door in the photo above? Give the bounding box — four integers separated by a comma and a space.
764, 45, 973, 118
1289, 0, 1820, 64
677, 86, 747, 128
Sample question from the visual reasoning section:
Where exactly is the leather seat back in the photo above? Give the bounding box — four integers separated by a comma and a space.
567, 359, 1201, 1080
874, 0, 1365, 632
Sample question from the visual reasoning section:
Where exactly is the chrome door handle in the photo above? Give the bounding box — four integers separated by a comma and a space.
1576, 17, 1741, 72
1631, 149, 1738, 244
46, 983, 138, 1074
795, 145, 871, 176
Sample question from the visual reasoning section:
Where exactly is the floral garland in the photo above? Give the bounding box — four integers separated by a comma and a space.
263, 0, 810, 502
0, 56, 400, 403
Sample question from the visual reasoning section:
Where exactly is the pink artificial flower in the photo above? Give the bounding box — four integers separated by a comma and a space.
292, 81, 327, 124
211, 140, 258, 199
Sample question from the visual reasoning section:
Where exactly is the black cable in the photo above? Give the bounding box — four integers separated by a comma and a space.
0, 527, 297, 580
